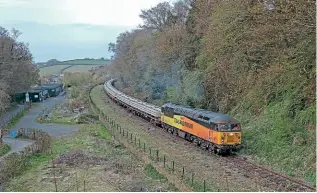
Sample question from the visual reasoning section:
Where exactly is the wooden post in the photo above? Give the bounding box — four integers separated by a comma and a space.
191, 173, 194, 186
182, 166, 185, 179
156, 150, 159, 161
255, 171, 258, 191
76, 172, 79, 192
143, 143, 145, 152
163, 155, 166, 168
51, 150, 58, 192
225, 175, 229, 191
149, 147, 151, 157
172, 161, 174, 172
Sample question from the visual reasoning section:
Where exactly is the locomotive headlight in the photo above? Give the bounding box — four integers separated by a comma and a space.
229, 133, 233, 136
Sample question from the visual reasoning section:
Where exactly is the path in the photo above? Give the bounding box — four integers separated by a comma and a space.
1, 92, 80, 156
0, 105, 26, 127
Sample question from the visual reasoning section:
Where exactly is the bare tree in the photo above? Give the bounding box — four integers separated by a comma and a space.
139, 2, 176, 31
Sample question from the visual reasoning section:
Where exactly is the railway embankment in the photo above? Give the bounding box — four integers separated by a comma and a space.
90, 85, 272, 191
94, 80, 317, 192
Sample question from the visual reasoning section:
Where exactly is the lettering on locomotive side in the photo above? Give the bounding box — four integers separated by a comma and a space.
174, 118, 193, 129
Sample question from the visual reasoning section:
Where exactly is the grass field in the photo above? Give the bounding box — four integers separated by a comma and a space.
39, 59, 109, 77
62, 65, 102, 73
61, 59, 110, 65
39, 65, 70, 76
5, 124, 177, 192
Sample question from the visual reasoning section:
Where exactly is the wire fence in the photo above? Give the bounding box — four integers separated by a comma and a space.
0, 105, 29, 134
0, 128, 51, 185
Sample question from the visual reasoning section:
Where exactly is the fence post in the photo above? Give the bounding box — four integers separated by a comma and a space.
163, 155, 166, 168
255, 171, 258, 191
182, 166, 185, 179
191, 173, 194, 186
225, 175, 229, 191
149, 147, 151, 157
143, 143, 146, 152
130, 133, 132, 140
123, 129, 125, 136
172, 161, 174, 173
156, 150, 159, 161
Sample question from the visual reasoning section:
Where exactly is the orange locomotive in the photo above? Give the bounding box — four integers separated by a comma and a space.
160, 103, 242, 154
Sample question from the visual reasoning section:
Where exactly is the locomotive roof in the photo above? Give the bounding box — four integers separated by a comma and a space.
162, 103, 238, 123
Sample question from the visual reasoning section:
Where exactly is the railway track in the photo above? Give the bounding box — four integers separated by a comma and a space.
102, 80, 316, 192
224, 156, 316, 192
159, 126, 317, 192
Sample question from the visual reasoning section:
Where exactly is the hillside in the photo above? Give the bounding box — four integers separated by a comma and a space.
39, 65, 71, 76
63, 65, 103, 73
61, 58, 110, 65
39, 59, 110, 76
107, 0, 316, 185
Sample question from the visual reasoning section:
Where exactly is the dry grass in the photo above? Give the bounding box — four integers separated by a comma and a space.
4, 124, 177, 192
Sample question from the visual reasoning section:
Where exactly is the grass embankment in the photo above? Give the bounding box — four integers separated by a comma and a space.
0, 144, 11, 157
5, 124, 177, 192
234, 104, 316, 184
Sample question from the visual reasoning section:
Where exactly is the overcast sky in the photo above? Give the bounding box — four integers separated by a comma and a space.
0, 0, 167, 62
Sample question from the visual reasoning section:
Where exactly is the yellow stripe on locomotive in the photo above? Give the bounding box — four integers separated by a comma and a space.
160, 103, 242, 154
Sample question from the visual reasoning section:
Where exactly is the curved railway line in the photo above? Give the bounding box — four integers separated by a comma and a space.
102, 79, 316, 192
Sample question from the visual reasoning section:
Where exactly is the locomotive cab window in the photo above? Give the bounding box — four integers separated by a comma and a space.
218, 123, 241, 131
165, 107, 174, 118
231, 123, 241, 131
